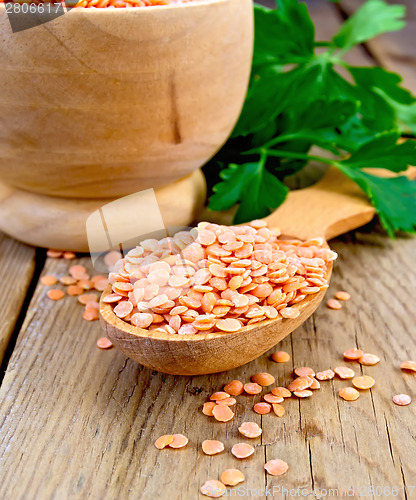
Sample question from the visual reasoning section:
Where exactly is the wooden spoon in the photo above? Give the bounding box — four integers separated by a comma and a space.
100, 167, 375, 375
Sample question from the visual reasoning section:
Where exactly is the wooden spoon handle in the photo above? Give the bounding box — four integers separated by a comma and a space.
264, 167, 375, 240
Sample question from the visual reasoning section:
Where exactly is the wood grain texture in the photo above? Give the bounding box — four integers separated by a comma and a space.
0, 233, 36, 364
0, 225, 415, 499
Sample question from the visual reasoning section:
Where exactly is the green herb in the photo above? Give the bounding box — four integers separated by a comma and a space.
207, 0, 416, 235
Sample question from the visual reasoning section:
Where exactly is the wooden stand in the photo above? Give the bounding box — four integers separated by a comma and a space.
0, 170, 206, 252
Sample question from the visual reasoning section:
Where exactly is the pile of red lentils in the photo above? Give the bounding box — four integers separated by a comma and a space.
105, 220, 336, 335
153, 348, 415, 497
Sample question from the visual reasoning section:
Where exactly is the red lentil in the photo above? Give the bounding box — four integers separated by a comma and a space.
334, 291, 350, 301
223, 380, 244, 396
271, 387, 292, 398
400, 361, 416, 372
272, 403, 285, 417
41, 275, 58, 286
244, 383, 262, 395
393, 394, 412, 406
169, 434, 188, 449
96, 337, 113, 349
352, 376, 375, 390
253, 402, 271, 414
47, 289, 65, 301
359, 353, 380, 366
264, 459, 289, 476
251, 372, 275, 386
343, 348, 364, 360
200, 480, 226, 498
220, 469, 245, 486
316, 369, 335, 381
212, 404, 234, 422
334, 366, 355, 380
327, 299, 342, 310
238, 422, 262, 438
202, 440, 224, 455
202, 402, 217, 417
154, 434, 174, 449
339, 387, 360, 401
105, 221, 334, 335
231, 443, 254, 459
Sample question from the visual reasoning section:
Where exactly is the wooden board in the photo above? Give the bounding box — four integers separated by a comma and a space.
0, 233, 36, 365
0, 2, 416, 499
0, 224, 415, 499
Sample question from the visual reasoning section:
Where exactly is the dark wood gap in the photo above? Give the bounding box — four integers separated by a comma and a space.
0, 248, 46, 384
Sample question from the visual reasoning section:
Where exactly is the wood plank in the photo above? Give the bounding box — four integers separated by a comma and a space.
0, 222, 415, 499
339, 0, 416, 93
0, 233, 36, 365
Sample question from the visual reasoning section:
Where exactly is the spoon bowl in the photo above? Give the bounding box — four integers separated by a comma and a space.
100, 167, 375, 375
100, 260, 331, 375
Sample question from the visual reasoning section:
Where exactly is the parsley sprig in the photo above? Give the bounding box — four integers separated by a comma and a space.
207, 0, 416, 236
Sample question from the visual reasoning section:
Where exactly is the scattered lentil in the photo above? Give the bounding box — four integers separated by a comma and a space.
272, 403, 285, 417
263, 393, 284, 404
334, 291, 350, 301
352, 376, 375, 390
244, 383, 262, 395
339, 387, 360, 401
200, 480, 226, 498
334, 366, 355, 380
393, 394, 412, 406
223, 380, 244, 396
294, 367, 315, 377
251, 372, 275, 386
96, 337, 113, 349
202, 440, 225, 455
47, 289, 65, 301
155, 434, 174, 450
400, 361, 416, 372
231, 443, 254, 459
169, 434, 188, 449
343, 348, 364, 360
202, 402, 217, 417
271, 351, 290, 363
271, 387, 292, 398
327, 299, 342, 310
238, 422, 262, 438
220, 469, 245, 487
41, 275, 58, 286
316, 369, 335, 381
293, 390, 313, 398
359, 353, 380, 366
212, 404, 234, 422
264, 459, 289, 476
253, 402, 271, 414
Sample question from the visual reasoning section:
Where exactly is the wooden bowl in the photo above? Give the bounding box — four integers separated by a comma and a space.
100, 260, 332, 375
0, 0, 253, 198
0, 170, 206, 252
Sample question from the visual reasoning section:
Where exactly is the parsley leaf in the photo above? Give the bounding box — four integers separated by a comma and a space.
209, 161, 289, 224
332, 0, 406, 51
337, 165, 416, 236
207, 1, 416, 236
340, 133, 416, 172
253, 2, 314, 67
